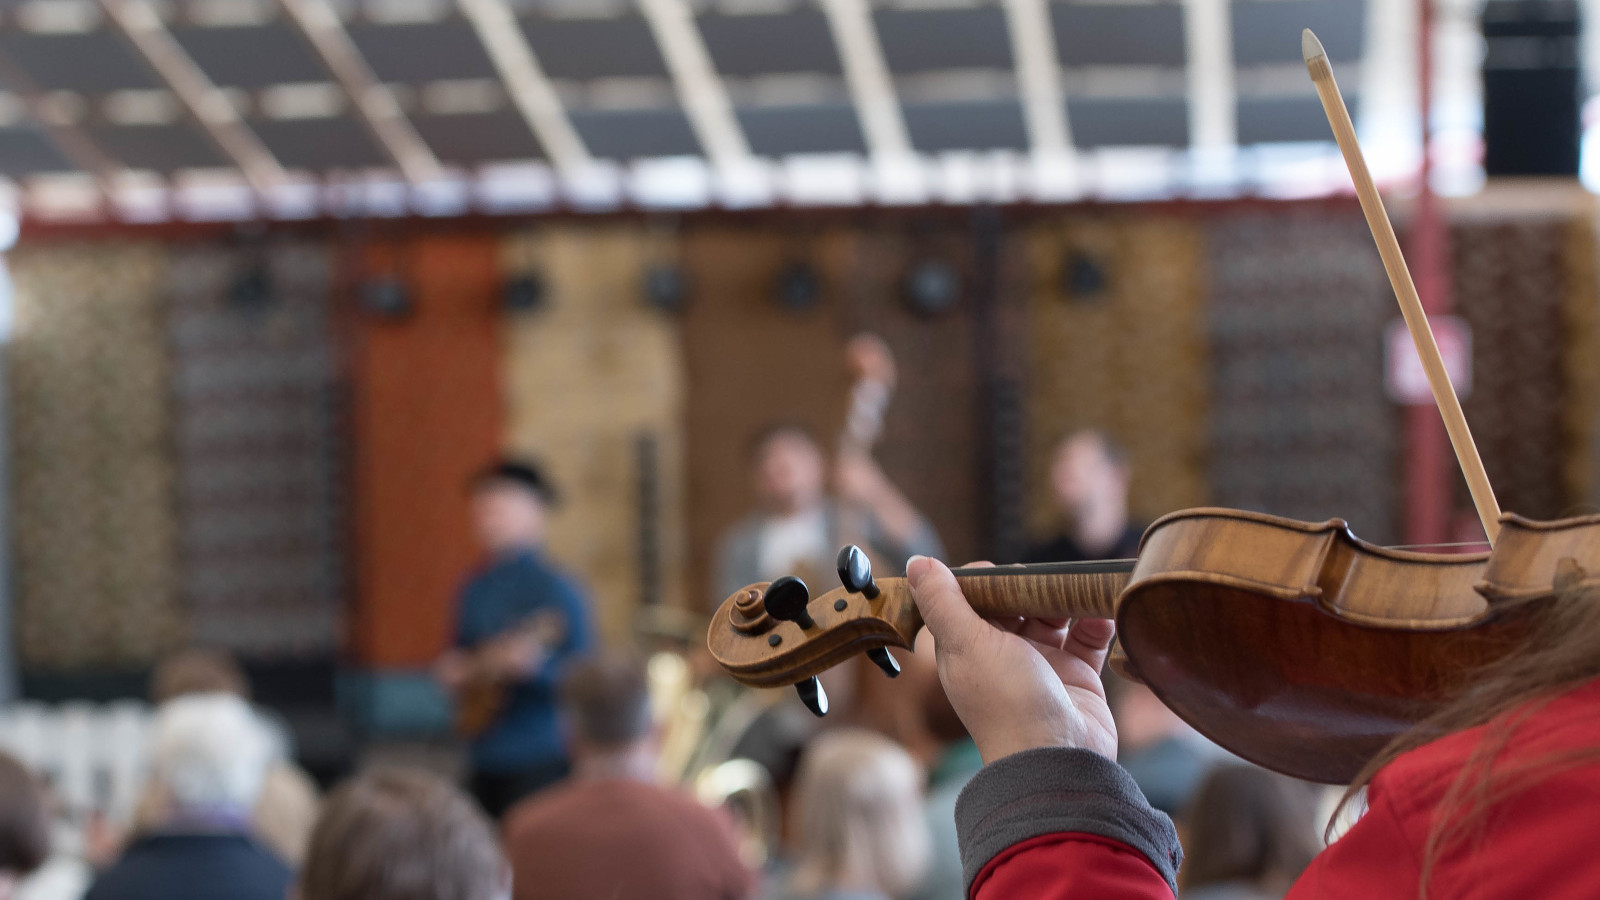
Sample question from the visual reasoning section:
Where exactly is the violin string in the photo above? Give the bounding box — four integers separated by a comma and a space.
1386, 540, 1493, 551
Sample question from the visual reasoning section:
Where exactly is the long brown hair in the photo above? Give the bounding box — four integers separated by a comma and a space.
0, 753, 49, 878
1341, 585, 1600, 894
300, 767, 503, 900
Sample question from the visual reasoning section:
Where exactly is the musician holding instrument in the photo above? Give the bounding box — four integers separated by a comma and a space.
1020, 430, 1143, 565
433, 460, 594, 819
714, 423, 942, 604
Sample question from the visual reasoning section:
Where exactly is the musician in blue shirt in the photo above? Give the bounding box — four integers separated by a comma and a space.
434, 460, 594, 818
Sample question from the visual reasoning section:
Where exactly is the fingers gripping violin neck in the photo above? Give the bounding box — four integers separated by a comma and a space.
710, 543, 1133, 712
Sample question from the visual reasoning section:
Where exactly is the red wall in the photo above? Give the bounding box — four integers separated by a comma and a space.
348, 234, 503, 667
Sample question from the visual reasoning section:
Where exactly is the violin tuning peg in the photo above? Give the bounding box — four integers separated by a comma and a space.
763, 576, 816, 629
835, 545, 880, 599
865, 647, 900, 678
795, 676, 829, 717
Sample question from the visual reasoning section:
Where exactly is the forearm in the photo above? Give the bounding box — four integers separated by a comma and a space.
863, 482, 927, 551
957, 748, 1181, 899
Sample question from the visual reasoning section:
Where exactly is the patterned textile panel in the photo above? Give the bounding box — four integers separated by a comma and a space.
1562, 215, 1600, 512
1205, 208, 1398, 545
9, 243, 181, 668
1452, 217, 1590, 522
167, 240, 343, 656
1025, 216, 1209, 539
501, 226, 688, 642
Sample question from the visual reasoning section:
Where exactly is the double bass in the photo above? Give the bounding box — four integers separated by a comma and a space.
706, 30, 1600, 786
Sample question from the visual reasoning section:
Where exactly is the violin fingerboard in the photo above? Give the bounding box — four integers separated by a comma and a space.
956, 571, 1127, 620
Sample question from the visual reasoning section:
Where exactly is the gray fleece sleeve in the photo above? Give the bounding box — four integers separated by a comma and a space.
954, 747, 1183, 896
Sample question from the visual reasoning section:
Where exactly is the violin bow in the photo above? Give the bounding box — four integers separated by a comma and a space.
1303, 29, 1502, 545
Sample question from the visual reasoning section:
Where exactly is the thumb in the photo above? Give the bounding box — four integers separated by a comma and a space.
907, 556, 985, 655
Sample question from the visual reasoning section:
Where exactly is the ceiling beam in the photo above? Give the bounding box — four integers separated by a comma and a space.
1001, 0, 1072, 157
637, 0, 751, 171
278, 0, 445, 184
457, 0, 592, 177
0, 49, 126, 196
1183, 0, 1235, 150
100, 0, 287, 193
817, 0, 912, 160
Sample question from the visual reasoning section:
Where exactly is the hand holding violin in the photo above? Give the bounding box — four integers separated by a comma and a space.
908, 555, 1118, 764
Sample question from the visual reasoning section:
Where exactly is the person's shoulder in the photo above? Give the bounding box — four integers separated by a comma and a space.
233, 835, 293, 877
503, 780, 585, 839
84, 835, 287, 900
1375, 680, 1600, 817
457, 560, 501, 599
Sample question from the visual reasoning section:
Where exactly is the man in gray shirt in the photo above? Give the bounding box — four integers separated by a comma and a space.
713, 423, 943, 605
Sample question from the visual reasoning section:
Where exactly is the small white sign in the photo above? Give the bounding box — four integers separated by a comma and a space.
1385, 316, 1472, 405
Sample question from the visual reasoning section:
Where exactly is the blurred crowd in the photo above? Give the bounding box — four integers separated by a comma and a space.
0, 428, 1330, 900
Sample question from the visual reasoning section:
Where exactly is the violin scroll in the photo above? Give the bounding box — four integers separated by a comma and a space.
706, 546, 929, 707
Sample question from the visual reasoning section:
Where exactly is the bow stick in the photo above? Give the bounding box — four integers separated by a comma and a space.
1303, 28, 1502, 545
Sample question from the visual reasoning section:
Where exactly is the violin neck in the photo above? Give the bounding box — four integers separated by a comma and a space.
946, 559, 1134, 620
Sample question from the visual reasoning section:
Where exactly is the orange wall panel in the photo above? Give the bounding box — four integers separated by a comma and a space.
349, 234, 503, 667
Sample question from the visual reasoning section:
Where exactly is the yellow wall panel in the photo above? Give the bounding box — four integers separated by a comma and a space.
500, 226, 687, 644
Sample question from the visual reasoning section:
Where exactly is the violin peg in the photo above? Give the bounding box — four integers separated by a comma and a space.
795, 676, 829, 717
835, 545, 880, 599
865, 647, 900, 678
763, 576, 816, 629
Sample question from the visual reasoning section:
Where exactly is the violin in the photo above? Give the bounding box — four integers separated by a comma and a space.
708, 508, 1600, 784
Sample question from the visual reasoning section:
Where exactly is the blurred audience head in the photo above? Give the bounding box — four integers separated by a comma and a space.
254, 763, 321, 870
1180, 764, 1320, 897
749, 424, 825, 516
0, 752, 49, 897
300, 768, 504, 900
562, 653, 655, 776
1049, 429, 1130, 523
471, 460, 557, 555
150, 693, 274, 822
151, 648, 249, 704
787, 729, 929, 899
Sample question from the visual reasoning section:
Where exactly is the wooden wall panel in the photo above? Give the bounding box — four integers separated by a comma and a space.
682, 222, 987, 609
1024, 217, 1208, 538
349, 234, 502, 667
826, 223, 985, 567
682, 227, 853, 610
500, 225, 687, 644
9, 243, 181, 668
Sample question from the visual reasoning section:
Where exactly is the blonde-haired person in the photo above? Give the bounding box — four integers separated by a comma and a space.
769, 729, 931, 900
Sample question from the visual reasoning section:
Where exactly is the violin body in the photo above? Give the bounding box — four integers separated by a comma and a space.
707, 507, 1600, 785
1123, 509, 1508, 784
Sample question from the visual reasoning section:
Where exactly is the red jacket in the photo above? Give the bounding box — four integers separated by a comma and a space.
964, 680, 1600, 899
